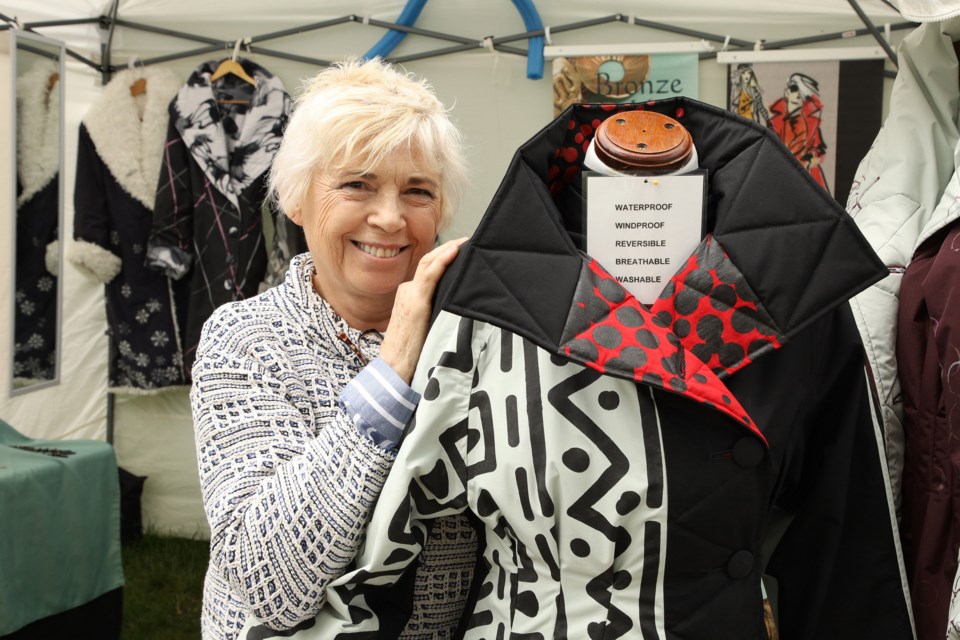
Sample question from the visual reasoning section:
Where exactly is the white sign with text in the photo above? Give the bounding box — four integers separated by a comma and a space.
586, 173, 705, 305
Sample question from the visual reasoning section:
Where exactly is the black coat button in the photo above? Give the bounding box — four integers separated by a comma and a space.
727, 550, 755, 579
732, 437, 765, 468
228, 226, 239, 237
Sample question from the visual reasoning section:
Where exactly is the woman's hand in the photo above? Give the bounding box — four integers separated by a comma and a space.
379, 237, 469, 383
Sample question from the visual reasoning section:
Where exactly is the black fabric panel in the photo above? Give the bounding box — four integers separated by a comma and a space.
764, 306, 913, 639
73, 125, 110, 248
655, 387, 769, 640
3, 587, 122, 640
14, 177, 59, 381
835, 60, 884, 207
118, 467, 147, 546
658, 304, 912, 639
671, 100, 886, 335
443, 162, 582, 349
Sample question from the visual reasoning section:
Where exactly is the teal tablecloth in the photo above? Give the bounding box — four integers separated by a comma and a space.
0, 420, 124, 634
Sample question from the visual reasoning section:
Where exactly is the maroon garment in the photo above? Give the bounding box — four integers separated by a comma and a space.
898, 221, 960, 640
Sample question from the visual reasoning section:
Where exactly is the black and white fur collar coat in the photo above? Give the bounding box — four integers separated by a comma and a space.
16, 58, 59, 209
72, 66, 188, 392
13, 58, 60, 384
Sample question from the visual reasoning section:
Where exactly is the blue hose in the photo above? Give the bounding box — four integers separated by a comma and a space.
362, 0, 428, 61
362, 0, 544, 81
511, 0, 544, 80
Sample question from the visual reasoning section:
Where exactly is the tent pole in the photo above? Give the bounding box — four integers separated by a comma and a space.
22, 18, 101, 28
100, 2, 119, 85
131, 44, 224, 68
245, 46, 332, 67
240, 17, 353, 45
110, 17, 222, 46
618, 14, 753, 48
363, 16, 482, 46
390, 15, 627, 62
847, 0, 898, 66
491, 15, 621, 46
764, 21, 914, 50
700, 21, 914, 60
106, 391, 115, 444
390, 41, 526, 64
100, 1, 120, 444
64, 48, 102, 71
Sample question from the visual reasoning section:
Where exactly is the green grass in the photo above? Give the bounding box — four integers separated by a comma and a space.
121, 534, 209, 639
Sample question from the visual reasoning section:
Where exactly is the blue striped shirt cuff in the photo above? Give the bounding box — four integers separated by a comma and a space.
340, 357, 421, 452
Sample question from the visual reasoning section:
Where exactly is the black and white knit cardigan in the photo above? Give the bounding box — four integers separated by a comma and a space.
191, 253, 477, 640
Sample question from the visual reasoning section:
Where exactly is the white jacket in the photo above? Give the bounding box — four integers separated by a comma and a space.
846, 16, 960, 511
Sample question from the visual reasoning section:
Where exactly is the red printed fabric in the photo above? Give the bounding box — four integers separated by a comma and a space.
560, 256, 765, 441
651, 234, 784, 379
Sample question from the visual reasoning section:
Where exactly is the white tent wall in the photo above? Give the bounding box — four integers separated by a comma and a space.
0, 0, 910, 537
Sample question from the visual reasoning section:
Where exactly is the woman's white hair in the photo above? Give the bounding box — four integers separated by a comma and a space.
270, 57, 467, 230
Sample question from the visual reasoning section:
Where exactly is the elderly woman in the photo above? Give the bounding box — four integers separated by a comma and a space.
190, 58, 476, 640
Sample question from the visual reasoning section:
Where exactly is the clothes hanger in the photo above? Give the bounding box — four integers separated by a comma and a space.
128, 57, 146, 97
211, 38, 256, 87
45, 72, 59, 109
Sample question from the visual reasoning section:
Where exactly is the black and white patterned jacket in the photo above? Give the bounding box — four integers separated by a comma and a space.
252, 99, 914, 640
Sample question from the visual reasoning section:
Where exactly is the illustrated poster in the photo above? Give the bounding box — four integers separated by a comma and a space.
728, 59, 884, 204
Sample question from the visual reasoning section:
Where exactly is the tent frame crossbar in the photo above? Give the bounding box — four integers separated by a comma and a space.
0, 5, 913, 75
847, 0, 899, 64
617, 13, 755, 48
763, 20, 914, 50
0, 16, 104, 71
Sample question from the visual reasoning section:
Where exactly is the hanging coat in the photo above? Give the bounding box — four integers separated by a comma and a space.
904, 222, 960, 640
241, 99, 913, 640
145, 58, 293, 374
845, 17, 960, 640
71, 66, 186, 392
13, 58, 60, 384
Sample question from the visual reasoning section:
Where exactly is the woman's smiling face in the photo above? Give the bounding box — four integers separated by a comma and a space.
290, 149, 443, 313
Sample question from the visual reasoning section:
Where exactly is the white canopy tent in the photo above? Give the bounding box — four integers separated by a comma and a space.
0, 0, 915, 536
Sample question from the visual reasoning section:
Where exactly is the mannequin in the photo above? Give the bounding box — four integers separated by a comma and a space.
583, 109, 699, 176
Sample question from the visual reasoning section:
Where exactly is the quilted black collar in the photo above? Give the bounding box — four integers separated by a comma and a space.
436, 98, 885, 433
